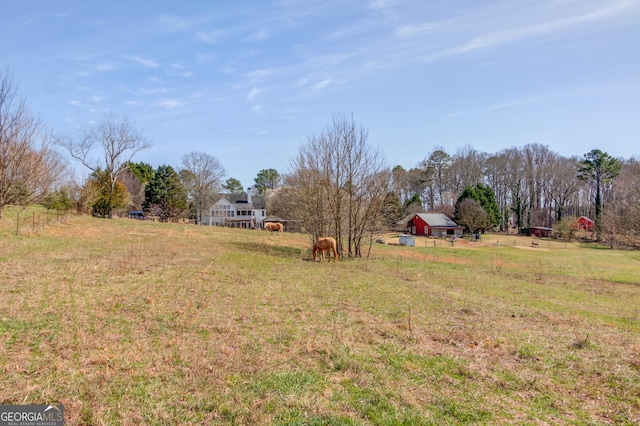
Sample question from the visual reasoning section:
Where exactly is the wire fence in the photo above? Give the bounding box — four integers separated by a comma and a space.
15, 210, 73, 236
391, 234, 587, 250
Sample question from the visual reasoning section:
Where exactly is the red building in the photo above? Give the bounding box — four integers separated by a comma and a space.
522, 226, 553, 238
572, 216, 595, 230
401, 213, 462, 237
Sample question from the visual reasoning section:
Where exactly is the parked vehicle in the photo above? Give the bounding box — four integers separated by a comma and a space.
128, 211, 145, 220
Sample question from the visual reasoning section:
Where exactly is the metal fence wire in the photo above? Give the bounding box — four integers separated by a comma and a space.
15, 210, 71, 236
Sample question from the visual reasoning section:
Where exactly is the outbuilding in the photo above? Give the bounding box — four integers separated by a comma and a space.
571, 216, 595, 231
521, 226, 553, 238
399, 213, 463, 237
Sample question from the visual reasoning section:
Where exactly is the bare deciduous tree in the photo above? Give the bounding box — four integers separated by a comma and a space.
0, 70, 65, 219
422, 147, 451, 209
455, 198, 488, 234
61, 112, 151, 217
447, 145, 486, 196
606, 158, 640, 248
522, 143, 555, 227
180, 151, 226, 225
548, 155, 582, 222
484, 153, 510, 231
289, 113, 390, 258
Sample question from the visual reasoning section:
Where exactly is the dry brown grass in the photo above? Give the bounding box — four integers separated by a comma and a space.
1, 209, 639, 424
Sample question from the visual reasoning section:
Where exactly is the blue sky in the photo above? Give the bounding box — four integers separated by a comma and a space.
3, 0, 640, 189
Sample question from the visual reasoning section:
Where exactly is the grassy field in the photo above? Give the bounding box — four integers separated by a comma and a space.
1, 206, 639, 425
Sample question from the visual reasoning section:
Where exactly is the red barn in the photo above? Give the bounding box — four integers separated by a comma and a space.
400, 213, 462, 237
572, 216, 595, 230
522, 226, 553, 238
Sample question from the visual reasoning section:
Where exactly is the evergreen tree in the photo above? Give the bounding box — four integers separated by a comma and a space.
143, 165, 188, 221
86, 168, 129, 217
42, 188, 73, 211
382, 192, 404, 229
454, 183, 500, 231
403, 193, 422, 212
253, 169, 281, 194
127, 162, 155, 184
223, 177, 244, 194
577, 149, 621, 240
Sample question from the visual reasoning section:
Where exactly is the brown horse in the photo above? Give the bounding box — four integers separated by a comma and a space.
264, 222, 283, 234
313, 237, 338, 262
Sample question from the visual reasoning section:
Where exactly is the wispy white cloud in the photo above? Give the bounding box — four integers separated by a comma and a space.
395, 22, 435, 38
248, 29, 269, 41
247, 87, 259, 101
247, 69, 272, 79
126, 55, 159, 68
156, 14, 191, 31
369, 0, 392, 9
156, 99, 182, 109
452, 5, 619, 54
446, 77, 640, 117
448, 97, 545, 117
139, 87, 169, 96
431, 0, 640, 58
96, 63, 116, 72
311, 79, 332, 91
167, 63, 192, 78
195, 53, 215, 64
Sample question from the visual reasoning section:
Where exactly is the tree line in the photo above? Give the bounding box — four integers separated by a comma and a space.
2, 68, 639, 252
381, 143, 631, 245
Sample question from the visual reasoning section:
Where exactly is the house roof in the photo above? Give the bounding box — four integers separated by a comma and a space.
577, 216, 594, 223
214, 193, 267, 209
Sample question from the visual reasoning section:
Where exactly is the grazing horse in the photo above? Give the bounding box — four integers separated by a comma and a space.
264, 222, 283, 234
313, 237, 338, 262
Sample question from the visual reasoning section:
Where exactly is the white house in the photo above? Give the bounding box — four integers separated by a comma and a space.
204, 187, 267, 228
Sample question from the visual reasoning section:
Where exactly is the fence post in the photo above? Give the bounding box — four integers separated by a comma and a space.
16, 211, 20, 235
33, 212, 36, 229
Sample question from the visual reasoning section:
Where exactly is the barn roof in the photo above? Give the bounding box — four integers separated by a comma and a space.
263, 216, 287, 223
415, 213, 459, 228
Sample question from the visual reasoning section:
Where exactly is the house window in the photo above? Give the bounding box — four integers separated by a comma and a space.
212, 204, 235, 219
